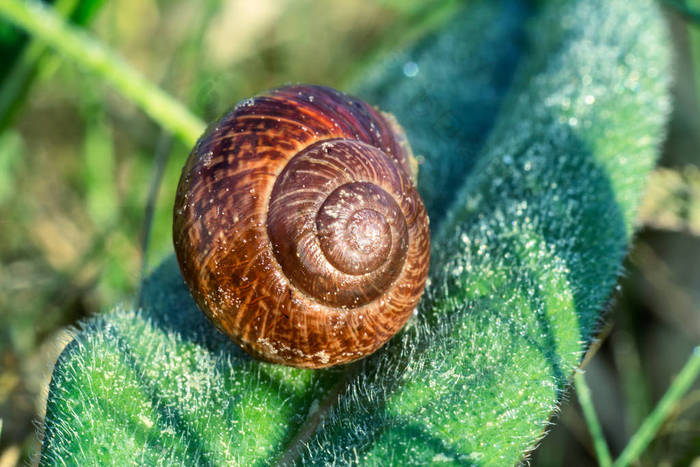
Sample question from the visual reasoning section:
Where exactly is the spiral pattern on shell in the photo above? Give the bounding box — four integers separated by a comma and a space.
173, 85, 430, 368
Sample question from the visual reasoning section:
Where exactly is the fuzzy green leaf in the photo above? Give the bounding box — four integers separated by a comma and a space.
42, 260, 343, 465
299, 0, 671, 464
40, 0, 671, 465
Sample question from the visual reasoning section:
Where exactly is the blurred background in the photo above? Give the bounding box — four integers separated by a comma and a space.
0, 0, 698, 465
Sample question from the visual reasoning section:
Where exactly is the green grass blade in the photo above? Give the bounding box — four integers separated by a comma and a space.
689, 0, 700, 115
614, 347, 700, 467
0, 0, 106, 130
0, 0, 205, 146
575, 371, 613, 467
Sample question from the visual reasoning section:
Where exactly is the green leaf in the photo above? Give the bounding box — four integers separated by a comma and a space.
39, 0, 671, 465
300, 0, 671, 464
42, 261, 342, 465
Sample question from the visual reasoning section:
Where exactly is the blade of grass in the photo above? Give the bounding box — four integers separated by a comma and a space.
689, 0, 700, 122
0, 0, 205, 146
138, 130, 171, 303
575, 370, 614, 467
0, 0, 106, 130
137, 0, 221, 277
614, 347, 700, 467
612, 329, 652, 437
0, 0, 77, 130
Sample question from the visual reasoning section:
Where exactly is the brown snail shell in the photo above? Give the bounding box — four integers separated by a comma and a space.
173, 85, 430, 369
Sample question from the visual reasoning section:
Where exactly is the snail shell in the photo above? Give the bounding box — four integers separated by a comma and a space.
173, 85, 430, 368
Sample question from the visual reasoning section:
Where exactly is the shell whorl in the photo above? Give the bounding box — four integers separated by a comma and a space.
173, 85, 430, 368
